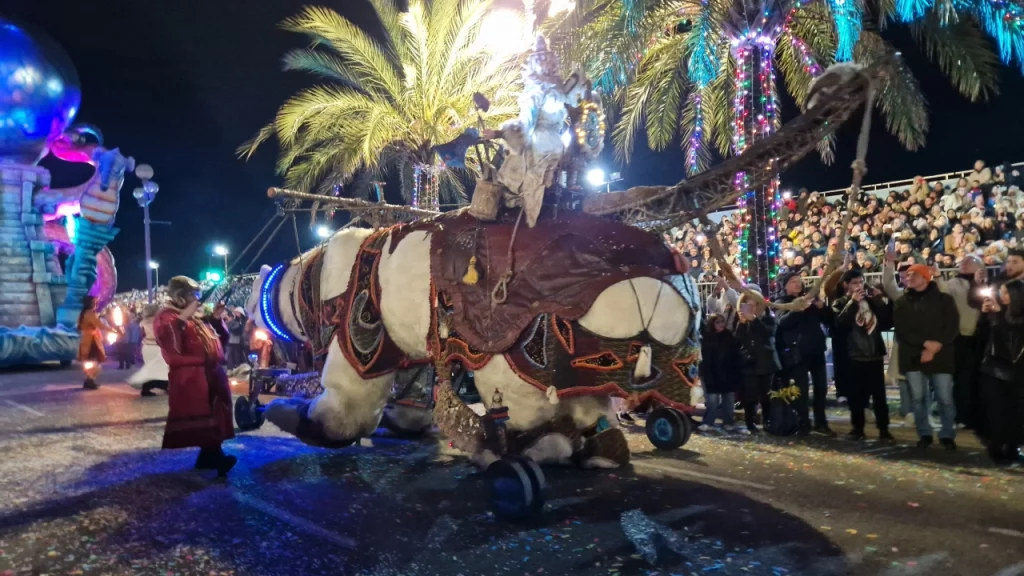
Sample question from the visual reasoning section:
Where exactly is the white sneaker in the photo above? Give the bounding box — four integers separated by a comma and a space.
722, 424, 741, 434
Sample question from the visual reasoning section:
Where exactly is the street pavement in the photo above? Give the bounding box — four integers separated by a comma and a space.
0, 365, 1022, 576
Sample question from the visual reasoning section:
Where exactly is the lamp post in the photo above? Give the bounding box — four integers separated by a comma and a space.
585, 168, 623, 194
133, 165, 160, 303
213, 245, 229, 275
149, 261, 160, 288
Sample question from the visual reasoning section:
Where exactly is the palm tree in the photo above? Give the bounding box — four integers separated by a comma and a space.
544, 0, 1023, 290
239, 0, 528, 208
545, 0, 1024, 173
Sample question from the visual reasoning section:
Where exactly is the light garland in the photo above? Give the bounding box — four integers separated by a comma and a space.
260, 263, 296, 343
411, 164, 440, 211
686, 92, 704, 175
574, 101, 606, 157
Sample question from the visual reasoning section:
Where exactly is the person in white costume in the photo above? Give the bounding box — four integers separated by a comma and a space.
128, 304, 170, 396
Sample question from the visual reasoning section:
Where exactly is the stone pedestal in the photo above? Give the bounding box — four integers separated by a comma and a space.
0, 164, 77, 366
0, 165, 67, 328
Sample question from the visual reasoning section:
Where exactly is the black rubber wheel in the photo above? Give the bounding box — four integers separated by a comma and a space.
250, 398, 266, 429
235, 396, 262, 431
645, 407, 692, 450
488, 456, 546, 521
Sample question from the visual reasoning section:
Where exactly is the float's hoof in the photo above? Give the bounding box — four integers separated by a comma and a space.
263, 397, 305, 435
488, 456, 546, 521
578, 427, 631, 469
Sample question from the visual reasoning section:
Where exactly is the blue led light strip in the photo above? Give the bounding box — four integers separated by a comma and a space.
260, 263, 295, 343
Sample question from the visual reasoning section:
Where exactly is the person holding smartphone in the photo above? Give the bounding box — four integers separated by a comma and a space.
832, 269, 895, 441
734, 289, 781, 434
978, 280, 1024, 464
153, 276, 237, 477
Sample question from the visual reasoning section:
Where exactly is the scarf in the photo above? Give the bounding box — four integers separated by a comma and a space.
855, 300, 877, 335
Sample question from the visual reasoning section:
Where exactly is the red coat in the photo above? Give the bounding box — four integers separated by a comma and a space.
153, 308, 234, 449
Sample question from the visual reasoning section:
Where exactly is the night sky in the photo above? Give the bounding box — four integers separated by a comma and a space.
2, 0, 1024, 290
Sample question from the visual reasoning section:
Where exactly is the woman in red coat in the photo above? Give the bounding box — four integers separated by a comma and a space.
154, 276, 237, 477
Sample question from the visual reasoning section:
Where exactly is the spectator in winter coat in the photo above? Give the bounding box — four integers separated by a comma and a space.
699, 314, 742, 431
978, 279, 1024, 465
774, 273, 836, 436
832, 269, 895, 441
734, 288, 781, 435
894, 265, 961, 450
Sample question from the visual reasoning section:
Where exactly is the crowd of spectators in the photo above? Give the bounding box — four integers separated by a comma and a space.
107, 277, 254, 316
668, 160, 1023, 281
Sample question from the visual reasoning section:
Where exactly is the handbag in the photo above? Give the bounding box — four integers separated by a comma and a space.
766, 381, 801, 436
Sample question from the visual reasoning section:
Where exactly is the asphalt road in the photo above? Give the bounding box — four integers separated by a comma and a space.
0, 365, 1022, 576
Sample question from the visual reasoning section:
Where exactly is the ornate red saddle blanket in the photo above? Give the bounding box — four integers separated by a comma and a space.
398, 208, 682, 352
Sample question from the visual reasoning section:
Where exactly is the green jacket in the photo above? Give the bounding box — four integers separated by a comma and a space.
894, 282, 960, 375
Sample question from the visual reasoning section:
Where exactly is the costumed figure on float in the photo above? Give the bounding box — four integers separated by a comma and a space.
244, 35, 881, 518
0, 18, 131, 367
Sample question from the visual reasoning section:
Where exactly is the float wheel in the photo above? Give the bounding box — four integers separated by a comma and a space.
645, 407, 692, 450
235, 396, 265, 431
488, 456, 546, 521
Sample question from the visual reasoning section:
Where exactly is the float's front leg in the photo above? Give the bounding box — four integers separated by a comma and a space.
264, 337, 391, 447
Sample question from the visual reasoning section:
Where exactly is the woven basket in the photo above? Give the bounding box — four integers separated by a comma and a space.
468, 179, 503, 221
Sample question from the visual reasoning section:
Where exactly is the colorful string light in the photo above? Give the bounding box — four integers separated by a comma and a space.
686, 92, 704, 175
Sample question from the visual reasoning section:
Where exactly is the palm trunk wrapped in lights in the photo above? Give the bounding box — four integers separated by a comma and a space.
731, 36, 782, 294
411, 164, 441, 212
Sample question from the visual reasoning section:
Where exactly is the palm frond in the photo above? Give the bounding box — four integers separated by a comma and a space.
281, 6, 403, 101
855, 31, 929, 150
281, 48, 364, 90
911, 16, 1001, 101
236, 123, 275, 160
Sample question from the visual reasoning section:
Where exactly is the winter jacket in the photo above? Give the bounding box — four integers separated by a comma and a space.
980, 311, 1024, 382
894, 283, 960, 375
774, 294, 833, 367
734, 313, 782, 376
832, 293, 893, 362
699, 326, 743, 394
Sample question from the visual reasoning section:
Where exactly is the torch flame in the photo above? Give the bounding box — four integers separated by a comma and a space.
112, 307, 123, 327
106, 332, 118, 345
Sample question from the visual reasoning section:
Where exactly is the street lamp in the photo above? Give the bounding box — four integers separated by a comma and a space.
585, 168, 623, 193
213, 245, 229, 274
149, 261, 160, 287
133, 164, 159, 303
316, 225, 332, 239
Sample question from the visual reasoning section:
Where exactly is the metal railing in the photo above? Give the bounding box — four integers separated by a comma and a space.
696, 160, 1024, 218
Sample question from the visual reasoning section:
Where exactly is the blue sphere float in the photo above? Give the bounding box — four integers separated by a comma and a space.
0, 18, 81, 165
0, 17, 133, 367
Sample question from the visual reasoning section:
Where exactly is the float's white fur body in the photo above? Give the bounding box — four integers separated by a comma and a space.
278, 254, 310, 343
378, 231, 432, 359
578, 277, 690, 345
321, 228, 375, 299
254, 226, 690, 469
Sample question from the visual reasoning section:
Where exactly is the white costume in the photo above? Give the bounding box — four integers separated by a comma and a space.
127, 315, 169, 388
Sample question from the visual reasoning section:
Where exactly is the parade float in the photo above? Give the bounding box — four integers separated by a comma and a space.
0, 18, 132, 367
238, 25, 879, 518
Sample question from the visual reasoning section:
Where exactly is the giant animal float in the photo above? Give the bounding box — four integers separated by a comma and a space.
0, 18, 132, 366
241, 38, 880, 519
